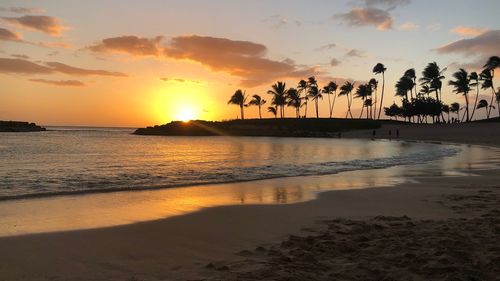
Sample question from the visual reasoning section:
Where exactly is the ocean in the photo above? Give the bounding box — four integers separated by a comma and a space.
0, 127, 460, 201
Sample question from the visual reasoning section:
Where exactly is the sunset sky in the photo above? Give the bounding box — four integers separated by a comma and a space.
1, 0, 499, 127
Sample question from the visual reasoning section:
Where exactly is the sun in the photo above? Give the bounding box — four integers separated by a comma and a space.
176, 106, 197, 122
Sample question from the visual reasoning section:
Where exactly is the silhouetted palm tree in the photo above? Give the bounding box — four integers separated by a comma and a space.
450, 102, 460, 121
268, 81, 288, 118
308, 85, 322, 118
267, 106, 277, 118
368, 78, 378, 119
297, 80, 308, 118
248, 94, 266, 119
479, 69, 495, 118
476, 99, 492, 119
442, 104, 450, 123
395, 75, 413, 101
339, 81, 355, 118
404, 68, 417, 100
327, 81, 338, 118
449, 69, 471, 122
286, 88, 302, 118
354, 84, 372, 118
228, 89, 247, 120
481, 56, 499, 117
373, 63, 386, 119
469, 72, 479, 120
420, 62, 446, 121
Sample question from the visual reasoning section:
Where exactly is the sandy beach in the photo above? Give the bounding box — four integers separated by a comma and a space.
1, 123, 500, 281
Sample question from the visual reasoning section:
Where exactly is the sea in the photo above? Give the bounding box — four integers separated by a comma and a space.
0, 126, 461, 201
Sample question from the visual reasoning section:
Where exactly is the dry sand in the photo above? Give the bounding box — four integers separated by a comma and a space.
0, 122, 499, 281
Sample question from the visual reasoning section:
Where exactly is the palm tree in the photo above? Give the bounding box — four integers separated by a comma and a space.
481, 56, 499, 117
476, 99, 491, 119
327, 81, 338, 118
267, 106, 277, 118
373, 63, 387, 120
479, 69, 495, 118
286, 88, 302, 118
469, 72, 480, 120
228, 89, 247, 120
449, 69, 471, 122
248, 94, 266, 119
297, 79, 308, 118
268, 82, 288, 118
496, 87, 500, 117
442, 104, 450, 123
395, 75, 414, 101
368, 78, 378, 119
420, 62, 446, 122
450, 102, 460, 121
308, 85, 322, 118
404, 68, 417, 100
339, 81, 355, 118
354, 84, 372, 118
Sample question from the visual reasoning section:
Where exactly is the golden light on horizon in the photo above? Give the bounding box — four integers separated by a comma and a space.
176, 105, 198, 122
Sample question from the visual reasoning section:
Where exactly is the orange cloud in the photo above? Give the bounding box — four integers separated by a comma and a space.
28, 79, 85, 87
0, 27, 21, 41
337, 7, 393, 31
45, 62, 127, 77
89, 34, 319, 87
0, 58, 52, 74
0, 58, 127, 77
87, 35, 164, 56
2, 15, 66, 36
435, 30, 500, 56
450, 26, 488, 37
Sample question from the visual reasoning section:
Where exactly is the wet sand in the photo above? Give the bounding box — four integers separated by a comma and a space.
0, 123, 499, 281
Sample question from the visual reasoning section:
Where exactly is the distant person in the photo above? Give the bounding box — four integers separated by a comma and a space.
372, 130, 376, 139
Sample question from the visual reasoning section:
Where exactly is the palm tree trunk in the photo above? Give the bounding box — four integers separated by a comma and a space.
331, 92, 337, 118
488, 86, 495, 118
465, 92, 470, 122
359, 102, 364, 119
240, 105, 244, 120
304, 101, 308, 118
258, 105, 262, 119
470, 84, 479, 120
377, 72, 385, 120
327, 93, 332, 118
315, 99, 319, 118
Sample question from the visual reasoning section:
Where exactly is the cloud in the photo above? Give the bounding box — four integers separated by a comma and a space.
330, 58, 341, 66
0, 7, 45, 14
398, 22, 419, 31
28, 78, 85, 87
162, 35, 318, 87
2, 15, 65, 36
262, 15, 302, 29
426, 23, 441, 32
435, 30, 500, 56
337, 7, 393, 30
450, 26, 488, 37
87, 35, 164, 56
0, 58, 127, 77
362, 0, 410, 10
317, 43, 337, 51
0, 27, 21, 41
44, 62, 127, 77
346, 49, 365, 57
10, 54, 29, 59
0, 58, 52, 74
89, 34, 319, 87
160, 77, 201, 84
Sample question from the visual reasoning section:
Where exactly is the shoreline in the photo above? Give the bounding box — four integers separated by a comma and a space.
0, 124, 499, 280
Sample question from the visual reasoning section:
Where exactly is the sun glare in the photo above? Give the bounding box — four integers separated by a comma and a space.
176, 106, 197, 122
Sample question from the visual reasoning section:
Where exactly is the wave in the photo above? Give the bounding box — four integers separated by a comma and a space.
0, 142, 460, 201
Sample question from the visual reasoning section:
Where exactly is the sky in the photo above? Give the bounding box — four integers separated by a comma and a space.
0, 0, 499, 127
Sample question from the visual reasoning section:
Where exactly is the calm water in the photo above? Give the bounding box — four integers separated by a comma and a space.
0, 127, 460, 200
